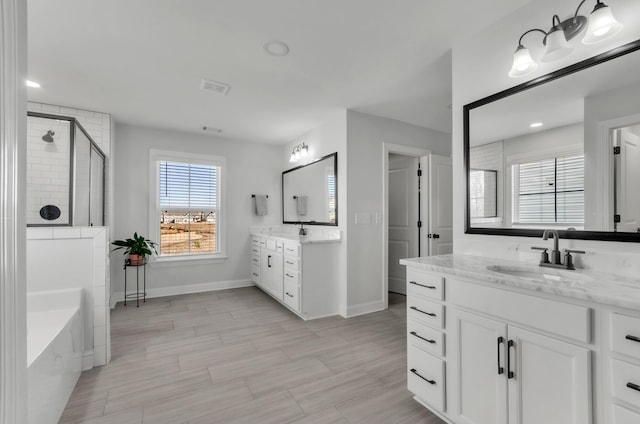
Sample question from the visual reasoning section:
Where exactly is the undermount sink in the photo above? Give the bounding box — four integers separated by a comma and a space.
487, 265, 593, 282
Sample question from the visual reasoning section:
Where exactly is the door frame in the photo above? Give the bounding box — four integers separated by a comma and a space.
596, 112, 640, 231
1, 0, 28, 422
382, 143, 431, 309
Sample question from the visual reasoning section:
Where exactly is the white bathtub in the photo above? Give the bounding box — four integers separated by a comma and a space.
27, 288, 84, 424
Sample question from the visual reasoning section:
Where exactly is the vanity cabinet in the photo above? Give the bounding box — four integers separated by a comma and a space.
403, 262, 595, 424
250, 234, 339, 320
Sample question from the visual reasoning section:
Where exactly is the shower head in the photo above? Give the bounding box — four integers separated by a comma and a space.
42, 130, 55, 143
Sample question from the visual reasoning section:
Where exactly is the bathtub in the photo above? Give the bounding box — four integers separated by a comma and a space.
27, 288, 84, 424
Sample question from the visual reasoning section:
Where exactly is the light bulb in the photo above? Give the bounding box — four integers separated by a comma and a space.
301, 144, 308, 157
289, 153, 297, 163
541, 28, 573, 62
583, 2, 622, 44
509, 45, 538, 78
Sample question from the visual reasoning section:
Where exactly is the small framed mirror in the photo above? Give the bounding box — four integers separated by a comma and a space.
282, 152, 338, 225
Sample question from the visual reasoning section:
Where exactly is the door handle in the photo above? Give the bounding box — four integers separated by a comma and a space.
497, 336, 504, 375
507, 339, 515, 379
432, 234, 440, 239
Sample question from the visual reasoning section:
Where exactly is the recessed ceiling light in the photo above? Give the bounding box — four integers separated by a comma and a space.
263, 40, 290, 57
26, 80, 40, 88
530, 122, 543, 128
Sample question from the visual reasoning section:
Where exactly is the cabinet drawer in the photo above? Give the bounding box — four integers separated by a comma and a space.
250, 245, 261, 256
449, 279, 591, 343
250, 264, 261, 284
284, 281, 300, 312
407, 345, 445, 412
408, 296, 444, 329
251, 237, 261, 247
613, 404, 640, 424
276, 241, 284, 253
284, 255, 300, 271
407, 269, 445, 301
408, 320, 445, 357
284, 242, 300, 257
284, 270, 299, 285
611, 313, 640, 358
251, 255, 261, 267
611, 359, 640, 409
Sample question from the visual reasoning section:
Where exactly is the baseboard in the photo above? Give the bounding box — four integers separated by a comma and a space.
346, 299, 385, 318
82, 350, 94, 371
113, 279, 254, 303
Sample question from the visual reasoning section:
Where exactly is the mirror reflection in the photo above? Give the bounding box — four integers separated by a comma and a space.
468, 45, 640, 233
282, 152, 337, 225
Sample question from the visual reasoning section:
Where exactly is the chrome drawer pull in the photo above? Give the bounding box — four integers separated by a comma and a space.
410, 331, 436, 344
410, 306, 436, 317
409, 281, 436, 290
285, 292, 294, 298
625, 335, 640, 343
627, 382, 640, 392
410, 368, 436, 385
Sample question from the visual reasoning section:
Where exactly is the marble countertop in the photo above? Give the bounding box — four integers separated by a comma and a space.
251, 233, 341, 245
400, 254, 640, 310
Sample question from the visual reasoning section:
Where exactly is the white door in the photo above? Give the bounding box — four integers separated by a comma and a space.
428, 155, 453, 255
507, 326, 591, 424
451, 309, 508, 424
616, 128, 640, 233
388, 155, 419, 294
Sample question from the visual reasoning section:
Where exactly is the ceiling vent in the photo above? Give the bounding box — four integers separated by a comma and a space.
202, 126, 223, 134
200, 79, 230, 95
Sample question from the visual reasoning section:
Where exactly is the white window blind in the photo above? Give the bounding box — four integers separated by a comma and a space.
160, 162, 217, 210
513, 154, 584, 224
328, 173, 336, 223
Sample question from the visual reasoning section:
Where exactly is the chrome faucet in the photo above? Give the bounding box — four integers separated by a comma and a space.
298, 221, 307, 236
531, 229, 585, 270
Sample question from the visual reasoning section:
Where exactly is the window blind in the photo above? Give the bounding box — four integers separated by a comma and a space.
515, 154, 584, 224
159, 161, 217, 210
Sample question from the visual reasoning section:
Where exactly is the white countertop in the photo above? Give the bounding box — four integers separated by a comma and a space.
251, 233, 341, 245
400, 254, 640, 310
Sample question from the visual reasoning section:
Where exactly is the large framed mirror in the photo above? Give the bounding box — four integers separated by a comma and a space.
464, 39, 640, 242
282, 152, 337, 225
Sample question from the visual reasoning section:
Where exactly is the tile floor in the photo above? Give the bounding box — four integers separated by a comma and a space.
59, 288, 445, 424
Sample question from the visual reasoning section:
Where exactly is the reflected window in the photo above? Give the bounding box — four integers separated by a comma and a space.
512, 154, 584, 224
470, 169, 497, 218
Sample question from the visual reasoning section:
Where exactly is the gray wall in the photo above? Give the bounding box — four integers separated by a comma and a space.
111, 124, 282, 297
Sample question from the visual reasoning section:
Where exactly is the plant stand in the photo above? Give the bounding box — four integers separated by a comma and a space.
123, 258, 147, 307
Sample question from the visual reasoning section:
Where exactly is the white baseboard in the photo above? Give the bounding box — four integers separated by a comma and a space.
82, 350, 94, 371
113, 279, 254, 303
346, 299, 385, 318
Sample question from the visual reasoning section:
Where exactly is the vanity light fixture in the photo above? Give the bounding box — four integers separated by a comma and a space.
288, 143, 309, 163
509, 0, 623, 78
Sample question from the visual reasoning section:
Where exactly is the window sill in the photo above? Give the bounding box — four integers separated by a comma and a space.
150, 254, 228, 266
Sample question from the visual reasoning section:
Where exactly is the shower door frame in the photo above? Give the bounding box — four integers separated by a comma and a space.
27, 111, 106, 227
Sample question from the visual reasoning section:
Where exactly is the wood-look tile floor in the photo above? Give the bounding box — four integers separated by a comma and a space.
59, 288, 445, 424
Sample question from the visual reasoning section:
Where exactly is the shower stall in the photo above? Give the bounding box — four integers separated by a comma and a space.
27, 112, 105, 226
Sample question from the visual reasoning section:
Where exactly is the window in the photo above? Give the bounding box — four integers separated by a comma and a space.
512, 154, 584, 224
469, 169, 498, 219
150, 150, 225, 260
327, 172, 336, 223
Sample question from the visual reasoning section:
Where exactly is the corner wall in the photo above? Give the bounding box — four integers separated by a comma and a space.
452, 0, 640, 275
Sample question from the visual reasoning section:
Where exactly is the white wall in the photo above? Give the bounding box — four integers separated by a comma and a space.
345, 111, 450, 313
112, 124, 282, 298
452, 0, 640, 277
281, 112, 348, 314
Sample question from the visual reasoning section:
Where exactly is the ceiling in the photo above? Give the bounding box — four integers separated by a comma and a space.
27, 0, 531, 144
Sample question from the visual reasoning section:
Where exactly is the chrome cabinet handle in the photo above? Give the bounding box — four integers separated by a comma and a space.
410, 368, 436, 385
410, 331, 436, 344
409, 281, 436, 290
410, 306, 436, 317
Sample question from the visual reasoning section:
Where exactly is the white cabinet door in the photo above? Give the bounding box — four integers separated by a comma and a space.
451, 309, 508, 424
507, 326, 591, 424
261, 250, 283, 300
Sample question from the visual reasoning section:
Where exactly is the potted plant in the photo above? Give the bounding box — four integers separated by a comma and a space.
112, 232, 158, 265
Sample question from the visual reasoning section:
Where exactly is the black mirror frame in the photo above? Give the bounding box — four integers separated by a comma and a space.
464, 38, 640, 242
282, 152, 338, 226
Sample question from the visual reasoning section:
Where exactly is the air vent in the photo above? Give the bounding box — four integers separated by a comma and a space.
202, 126, 223, 134
200, 79, 230, 95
